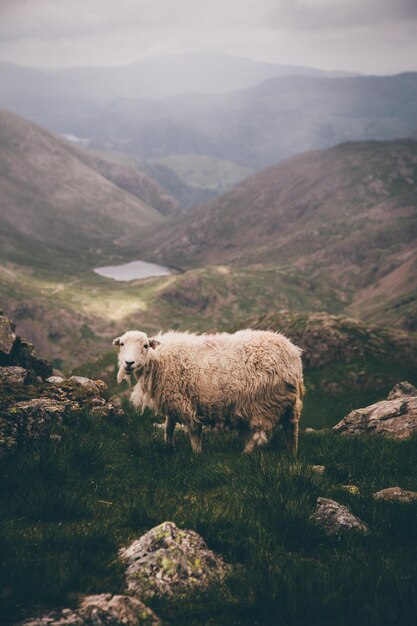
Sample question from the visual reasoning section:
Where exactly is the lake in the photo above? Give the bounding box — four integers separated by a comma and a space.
94, 260, 172, 281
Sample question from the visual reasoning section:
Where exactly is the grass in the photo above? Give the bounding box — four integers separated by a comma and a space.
1, 403, 417, 625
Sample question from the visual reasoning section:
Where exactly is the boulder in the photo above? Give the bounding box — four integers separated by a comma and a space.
332, 396, 417, 439
312, 497, 368, 535
373, 487, 417, 503
0, 311, 52, 378
19, 594, 161, 625
120, 521, 230, 600
0, 312, 16, 357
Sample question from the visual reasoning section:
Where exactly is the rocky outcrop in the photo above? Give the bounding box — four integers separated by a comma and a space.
333, 382, 417, 439
373, 487, 417, 503
20, 594, 161, 625
312, 497, 368, 535
0, 371, 123, 449
120, 521, 230, 600
0, 310, 52, 378
387, 381, 417, 400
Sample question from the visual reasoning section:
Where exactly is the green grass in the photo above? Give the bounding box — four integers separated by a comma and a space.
1, 404, 417, 625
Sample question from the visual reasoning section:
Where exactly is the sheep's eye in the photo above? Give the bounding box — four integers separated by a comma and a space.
120, 342, 124, 347
144, 344, 149, 349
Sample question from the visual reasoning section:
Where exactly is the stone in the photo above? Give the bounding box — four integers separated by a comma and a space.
68, 376, 102, 395
0, 366, 35, 389
341, 485, 360, 495
373, 487, 417, 503
46, 376, 65, 384
120, 521, 230, 600
387, 381, 417, 401
311, 465, 326, 474
19, 594, 161, 625
332, 396, 417, 439
312, 497, 368, 535
305, 427, 317, 433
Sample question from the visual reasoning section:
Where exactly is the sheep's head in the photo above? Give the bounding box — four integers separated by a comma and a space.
113, 330, 160, 383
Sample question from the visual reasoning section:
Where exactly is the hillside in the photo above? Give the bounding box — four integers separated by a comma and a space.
0, 110, 165, 270
137, 140, 417, 330
73, 73, 417, 169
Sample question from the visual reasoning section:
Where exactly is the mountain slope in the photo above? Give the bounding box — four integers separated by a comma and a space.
75, 73, 417, 169
0, 110, 164, 270
137, 139, 417, 329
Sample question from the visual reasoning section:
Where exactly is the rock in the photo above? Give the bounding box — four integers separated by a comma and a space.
387, 381, 417, 400
120, 521, 230, 600
312, 497, 368, 535
311, 464, 326, 474
19, 594, 161, 625
46, 376, 65, 384
305, 427, 317, 433
332, 396, 417, 439
68, 376, 102, 395
0, 366, 35, 389
341, 485, 360, 495
0, 313, 16, 357
373, 487, 417, 503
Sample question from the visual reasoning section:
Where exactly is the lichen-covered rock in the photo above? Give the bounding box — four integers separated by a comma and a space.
332, 396, 417, 439
0, 365, 36, 389
46, 376, 65, 384
0, 311, 52, 377
19, 594, 161, 625
120, 521, 230, 600
373, 487, 417, 503
311, 465, 326, 474
312, 497, 368, 535
387, 381, 417, 401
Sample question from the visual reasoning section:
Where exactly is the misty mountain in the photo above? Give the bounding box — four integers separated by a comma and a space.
0, 51, 354, 112
75, 73, 417, 170
136, 139, 417, 330
0, 110, 164, 270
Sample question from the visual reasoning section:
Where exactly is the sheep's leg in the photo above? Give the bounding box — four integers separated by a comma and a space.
188, 421, 203, 453
164, 414, 176, 448
243, 429, 268, 453
281, 405, 300, 455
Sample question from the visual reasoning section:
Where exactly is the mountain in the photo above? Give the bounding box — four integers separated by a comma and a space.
0, 53, 354, 111
0, 110, 166, 270
136, 139, 417, 330
72, 73, 417, 170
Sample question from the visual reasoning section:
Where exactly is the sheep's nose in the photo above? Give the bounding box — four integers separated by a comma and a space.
125, 360, 134, 367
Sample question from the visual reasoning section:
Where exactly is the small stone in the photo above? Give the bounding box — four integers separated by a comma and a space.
120, 521, 230, 600
373, 487, 417, 503
312, 497, 368, 535
311, 465, 326, 474
341, 485, 360, 495
68, 376, 101, 395
46, 376, 65, 384
305, 427, 317, 433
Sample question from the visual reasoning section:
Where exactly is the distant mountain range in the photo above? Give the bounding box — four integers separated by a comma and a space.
137, 139, 417, 330
1, 55, 416, 175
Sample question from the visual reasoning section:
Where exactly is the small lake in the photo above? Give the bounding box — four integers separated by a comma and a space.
94, 260, 172, 281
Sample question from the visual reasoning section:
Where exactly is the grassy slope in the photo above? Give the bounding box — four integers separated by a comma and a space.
135, 140, 417, 331
1, 406, 416, 625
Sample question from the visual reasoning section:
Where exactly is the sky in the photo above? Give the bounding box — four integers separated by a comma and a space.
0, 0, 416, 74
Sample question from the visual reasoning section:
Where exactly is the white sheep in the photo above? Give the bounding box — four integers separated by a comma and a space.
113, 329, 304, 454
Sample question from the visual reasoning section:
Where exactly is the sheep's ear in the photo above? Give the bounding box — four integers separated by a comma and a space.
149, 338, 161, 350
113, 337, 121, 347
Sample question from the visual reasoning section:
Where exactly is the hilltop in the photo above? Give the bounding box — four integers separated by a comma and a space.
138, 139, 417, 330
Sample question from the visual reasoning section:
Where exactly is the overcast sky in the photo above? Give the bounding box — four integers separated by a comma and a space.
1, 0, 416, 74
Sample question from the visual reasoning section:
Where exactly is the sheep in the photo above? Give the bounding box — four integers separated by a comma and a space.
113, 329, 304, 454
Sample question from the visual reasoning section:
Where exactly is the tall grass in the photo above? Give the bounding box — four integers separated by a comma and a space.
1, 404, 416, 625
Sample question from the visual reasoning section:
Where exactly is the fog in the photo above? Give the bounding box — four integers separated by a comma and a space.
1, 0, 417, 74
